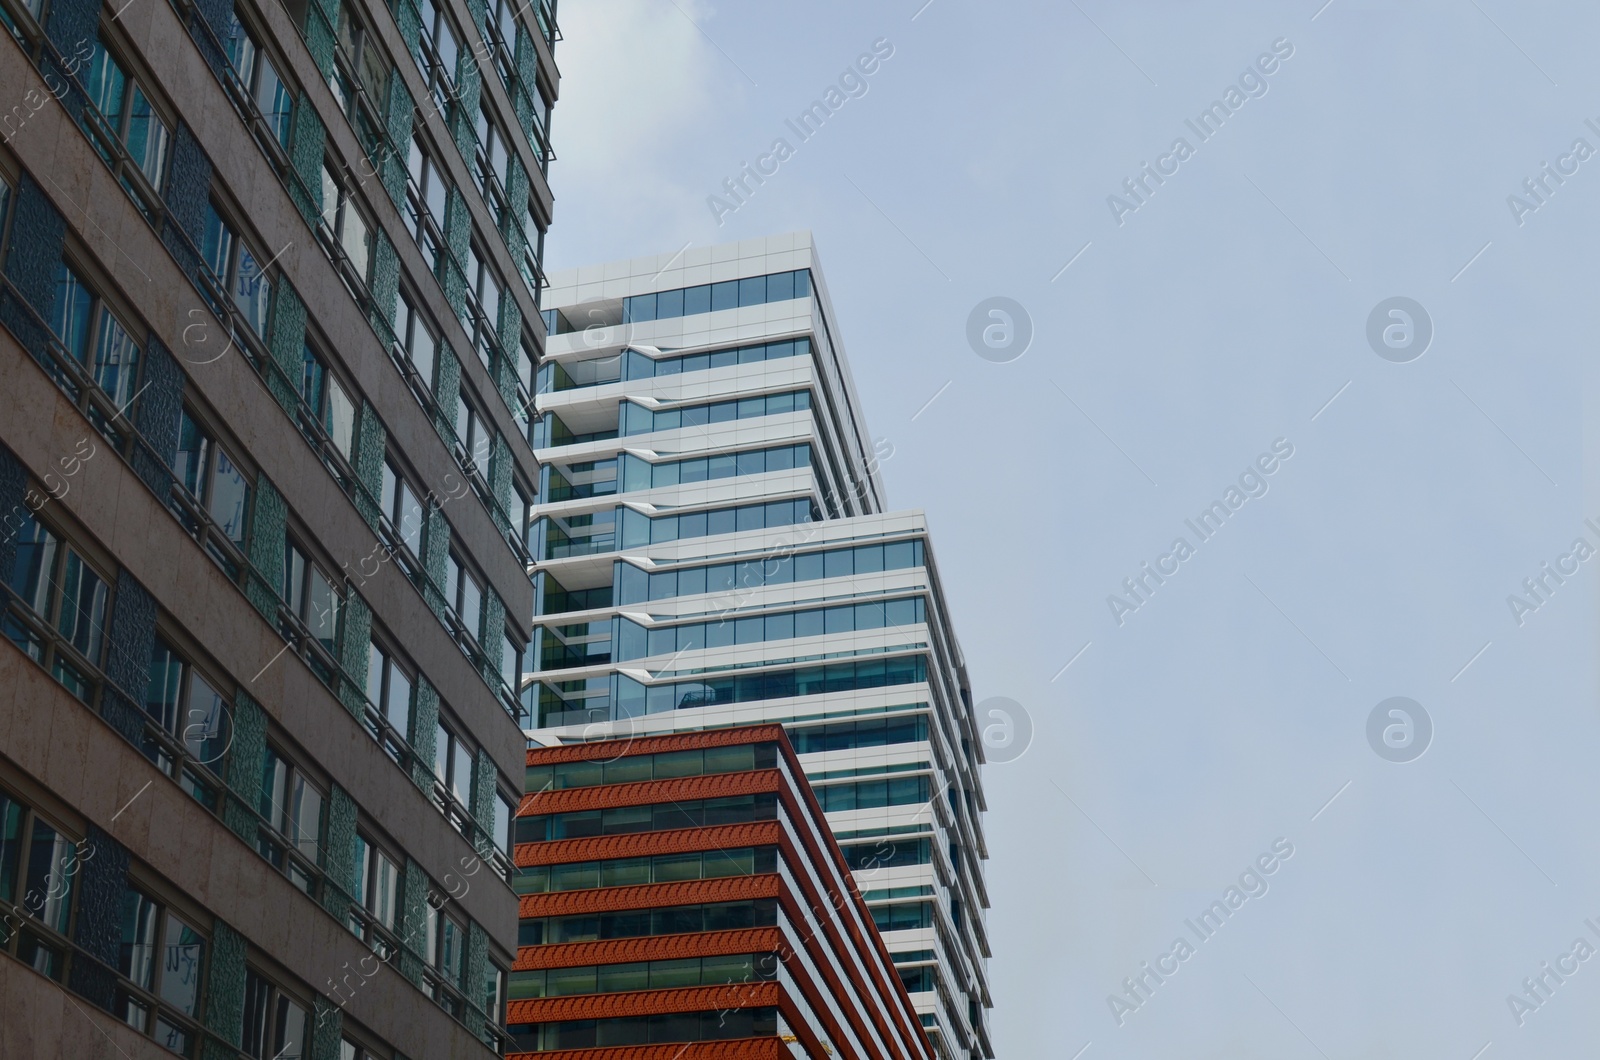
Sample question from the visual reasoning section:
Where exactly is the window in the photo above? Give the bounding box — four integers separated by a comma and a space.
82, 39, 171, 205
296, 342, 357, 461
444, 553, 482, 645
392, 290, 438, 393
282, 541, 341, 670
143, 637, 232, 808
173, 410, 251, 552
319, 162, 374, 287
202, 204, 273, 337
222, 13, 293, 149
472, 99, 510, 221
380, 459, 425, 561
499, 628, 521, 701
494, 792, 514, 856
4, 513, 109, 700
415, 0, 460, 116
364, 642, 414, 755
332, 0, 390, 114
433, 723, 474, 812
116, 887, 207, 1056
404, 136, 448, 275
619, 270, 810, 325
350, 834, 399, 948
258, 744, 324, 894
461, 245, 502, 367
241, 967, 309, 1060
0, 790, 80, 981
510, 847, 776, 896
49, 261, 143, 411
454, 396, 491, 480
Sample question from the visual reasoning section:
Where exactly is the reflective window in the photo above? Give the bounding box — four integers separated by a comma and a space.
82, 40, 171, 199
222, 14, 293, 148
202, 204, 273, 336
617, 270, 810, 325
4, 514, 109, 699
174, 410, 251, 548
50, 262, 143, 409
241, 967, 309, 1060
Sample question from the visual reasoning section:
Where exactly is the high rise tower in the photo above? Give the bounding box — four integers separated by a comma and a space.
0, 0, 557, 1051
528, 234, 994, 1060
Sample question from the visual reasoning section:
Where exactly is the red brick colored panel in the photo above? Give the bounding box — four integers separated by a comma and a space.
518, 769, 781, 816
518, 874, 782, 919
527, 726, 788, 766
515, 928, 781, 970
508, 982, 781, 1024
514, 821, 781, 867
506, 1038, 787, 1060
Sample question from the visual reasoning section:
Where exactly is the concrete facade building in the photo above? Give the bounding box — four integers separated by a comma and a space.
527, 235, 994, 1060
0, 0, 556, 1051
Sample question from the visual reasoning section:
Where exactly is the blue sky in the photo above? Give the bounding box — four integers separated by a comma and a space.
545, 1, 1600, 1054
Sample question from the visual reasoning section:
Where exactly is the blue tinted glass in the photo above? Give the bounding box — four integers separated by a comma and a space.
710, 349, 736, 369
627, 293, 655, 323
766, 272, 794, 301
736, 398, 764, 419
764, 555, 793, 584
794, 552, 824, 581
710, 281, 738, 311
738, 276, 765, 305
677, 566, 706, 597
684, 285, 710, 315
679, 511, 707, 539
680, 406, 706, 428
649, 515, 678, 544
705, 620, 734, 649
884, 541, 914, 569
824, 549, 852, 579
738, 344, 763, 365
707, 508, 736, 537
766, 392, 795, 414
765, 612, 793, 640
794, 270, 811, 297
857, 602, 887, 629
795, 610, 824, 639
647, 570, 674, 601
656, 288, 683, 318
736, 505, 762, 532
735, 617, 762, 644
707, 402, 735, 424
686, 354, 709, 374
855, 545, 884, 573
707, 565, 735, 592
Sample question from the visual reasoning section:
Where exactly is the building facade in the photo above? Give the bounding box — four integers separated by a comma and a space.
0, 0, 555, 1050
527, 235, 994, 1060
511, 724, 934, 1060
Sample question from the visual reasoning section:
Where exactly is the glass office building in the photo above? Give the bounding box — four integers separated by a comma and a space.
527, 234, 994, 1060
0, 0, 557, 1052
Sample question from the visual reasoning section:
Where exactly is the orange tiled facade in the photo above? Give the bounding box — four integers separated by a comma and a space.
510, 725, 934, 1060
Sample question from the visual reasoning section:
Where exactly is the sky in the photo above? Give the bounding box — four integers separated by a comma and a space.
542, 1, 1600, 1055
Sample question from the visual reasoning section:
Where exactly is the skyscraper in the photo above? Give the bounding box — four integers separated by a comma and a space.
0, 0, 556, 1052
528, 234, 994, 1060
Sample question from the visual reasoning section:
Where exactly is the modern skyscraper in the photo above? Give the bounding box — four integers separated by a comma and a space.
528, 234, 994, 1060
0, 0, 555, 1053
511, 724, 935, 1060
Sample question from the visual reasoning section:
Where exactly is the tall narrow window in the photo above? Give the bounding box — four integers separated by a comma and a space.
173, 410, 251, 549
222, 14, 293, 148
82, 40, 171, 201
49, 262, 143, 410
203, 205, 273, 337
4, 515, 109, 699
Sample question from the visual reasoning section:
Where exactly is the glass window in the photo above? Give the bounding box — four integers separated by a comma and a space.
241, 967, 309, 1060
83, 41, 171, 195
319, 162, 374, 283
203, 205, 272, 336
49, 262, 144, 410
222, 14, 293, 148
